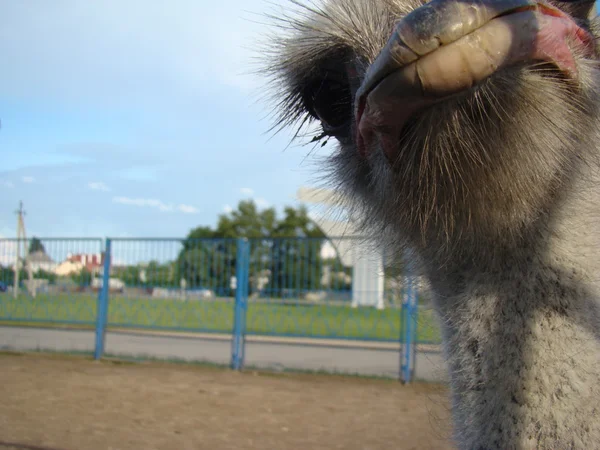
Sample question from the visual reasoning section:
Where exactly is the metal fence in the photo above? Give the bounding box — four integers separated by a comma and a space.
0, 237, 442, 382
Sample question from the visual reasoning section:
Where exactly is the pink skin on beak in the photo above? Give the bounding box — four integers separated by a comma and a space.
355, 0, 596, 162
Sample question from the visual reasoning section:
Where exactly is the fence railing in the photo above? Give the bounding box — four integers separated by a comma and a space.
0, 236, 440, 382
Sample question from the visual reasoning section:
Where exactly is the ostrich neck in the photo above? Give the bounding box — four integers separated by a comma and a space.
421, 170, 600, 448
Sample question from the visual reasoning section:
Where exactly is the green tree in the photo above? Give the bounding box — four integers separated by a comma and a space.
0, 266, 26, 287
143, 260, 177, 288
178, 200, 328, 297
214, 200, 277, 238
71, 268, 93, 287
177, 223, 232, 291
113, 265, 141, 286
265, 205, 326, 295
183, 226, 217, 243
34, 269, 57, 284
28, 237, 45, 254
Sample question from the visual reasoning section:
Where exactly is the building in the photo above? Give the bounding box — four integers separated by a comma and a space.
25, 250, 57, 273
54, 260, 85, 277
296, 186, 385, 309
66, 253, 106, 273
53, 253, 108, 277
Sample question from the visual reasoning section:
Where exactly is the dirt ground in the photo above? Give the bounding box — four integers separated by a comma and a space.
0, 353, 455, 450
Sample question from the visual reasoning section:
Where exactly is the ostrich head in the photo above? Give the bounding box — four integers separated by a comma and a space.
263, 0, 600, 267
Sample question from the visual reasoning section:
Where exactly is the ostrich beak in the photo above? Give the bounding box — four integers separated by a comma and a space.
355, 0, 596, 161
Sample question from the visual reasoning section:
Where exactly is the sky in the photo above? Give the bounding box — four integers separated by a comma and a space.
0, 0, 333, 240
2, 1, 598, 242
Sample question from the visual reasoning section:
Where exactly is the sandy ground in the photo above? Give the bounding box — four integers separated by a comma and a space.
0, 352, 454, 450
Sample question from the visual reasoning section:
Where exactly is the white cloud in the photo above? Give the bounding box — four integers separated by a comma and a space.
113, 196, 198, 214
240, 187, 254, 196
223, 204, 233, 214
177, 204, 199, 214
255, 197, 270, 209
88, 181, 110, 192
1, 181, 14, 189
113, 196, 172, 212
22, 176, 35, 183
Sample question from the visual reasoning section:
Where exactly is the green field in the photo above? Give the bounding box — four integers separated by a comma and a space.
0, 292, 442, 343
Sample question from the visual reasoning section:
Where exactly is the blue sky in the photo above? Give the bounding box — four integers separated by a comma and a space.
3, 1, 598, 240
0, 0, 331, 239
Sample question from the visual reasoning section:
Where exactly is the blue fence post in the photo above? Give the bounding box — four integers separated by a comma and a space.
231, 237, 250, 370
94, 238, 112, 360
401, 272, 418, 383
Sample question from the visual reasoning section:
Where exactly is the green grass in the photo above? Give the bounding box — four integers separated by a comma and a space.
0, 292, 442, 343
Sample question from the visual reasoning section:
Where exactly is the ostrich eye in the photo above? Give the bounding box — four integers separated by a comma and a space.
304, 73, 352, 136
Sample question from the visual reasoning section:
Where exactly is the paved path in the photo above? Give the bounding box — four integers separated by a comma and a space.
0, 326, 448, 382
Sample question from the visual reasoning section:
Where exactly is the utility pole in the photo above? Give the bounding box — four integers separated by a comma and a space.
13, 201, 26, 298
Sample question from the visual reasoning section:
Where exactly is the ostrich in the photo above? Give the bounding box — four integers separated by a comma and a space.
261, 0, 600, 448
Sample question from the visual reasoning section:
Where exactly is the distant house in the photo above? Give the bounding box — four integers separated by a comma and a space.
53, 252, 109, 277
25, 250, 56, 273
66, 253, 107, 273
54, 260, 84, 276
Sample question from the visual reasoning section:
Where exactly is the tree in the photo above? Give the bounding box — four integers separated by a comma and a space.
178, 224, 236, 292
28, 237, 45, 254
143, 261, 176, 287
178, 200, 329, 297
34, 269, 57, 284
214, 200, 277, 238
265, 205, 327, 295
113, 265, 142, 287
71, 268, 93, 287
0, 266, 26, 286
